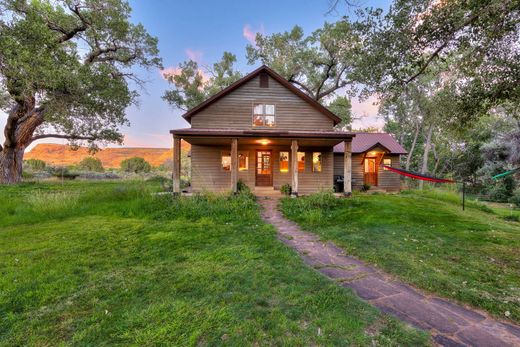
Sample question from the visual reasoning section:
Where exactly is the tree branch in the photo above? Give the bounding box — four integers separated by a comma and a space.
30, 134, 98, 142
287, 78, 316, 99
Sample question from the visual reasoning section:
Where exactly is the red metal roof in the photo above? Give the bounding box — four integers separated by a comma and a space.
334, 133, 407, 154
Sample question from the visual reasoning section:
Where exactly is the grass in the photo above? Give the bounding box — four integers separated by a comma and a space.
0, 181, 428, 346
280, 189, 520, 325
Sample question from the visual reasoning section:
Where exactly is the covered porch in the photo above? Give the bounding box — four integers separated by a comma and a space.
170, 129, 354, 196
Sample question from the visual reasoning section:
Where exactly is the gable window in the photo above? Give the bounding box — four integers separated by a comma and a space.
252, 103, 275, 127
312, 152, 322, 172
279, 152, 289, 172
297, 152, 305, 172
383, 158, 392, 170
222, 151, 248, 171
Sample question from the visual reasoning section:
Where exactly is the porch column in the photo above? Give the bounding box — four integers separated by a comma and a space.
231, 138, 238, 194
344, 140, 352, 196
172, 136, 181, 196
291, 139, 298, 197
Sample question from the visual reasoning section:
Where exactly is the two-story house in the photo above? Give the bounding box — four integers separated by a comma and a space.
170, 65, 405, 195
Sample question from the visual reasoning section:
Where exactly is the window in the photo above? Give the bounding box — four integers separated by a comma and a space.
297, 152, 305, 172
312, 152, 322, 172
222, 151, 248, 171
239, 152, 248, 171
383, 158, 392, 170
279, 152, 289, 172
222, 152, 231, 171
252, 103, 275, 127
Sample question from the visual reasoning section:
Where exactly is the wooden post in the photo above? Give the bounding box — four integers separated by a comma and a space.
172, 136, 181, 196
231, 138, 238, 194
344, 140, 352, 196
291, 139, 298, 197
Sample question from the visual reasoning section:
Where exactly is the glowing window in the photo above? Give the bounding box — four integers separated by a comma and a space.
297, 152, 305, 172
279, 152, 289, 172
239, 152, 248, 171
222, 152, 231, 171
252, 103, 276, 127
383, 158, 392, 170
312, 152, 322, 172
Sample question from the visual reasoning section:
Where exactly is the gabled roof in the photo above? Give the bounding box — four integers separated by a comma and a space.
181, 65, 342, 125
334, 133, 408, 154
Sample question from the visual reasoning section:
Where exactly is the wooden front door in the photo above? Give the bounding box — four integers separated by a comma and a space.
364, 158, 378, 186
256, 150, 272, 186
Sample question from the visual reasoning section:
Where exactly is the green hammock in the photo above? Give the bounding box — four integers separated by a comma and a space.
492, 167, 520, 180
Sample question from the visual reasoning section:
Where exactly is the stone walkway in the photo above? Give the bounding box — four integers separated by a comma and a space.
258, 196, 520, 347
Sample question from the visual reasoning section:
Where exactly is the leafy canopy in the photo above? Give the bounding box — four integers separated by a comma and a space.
78, 156, 104, 172
0, 0, 162, 148
120, 157, 151, 173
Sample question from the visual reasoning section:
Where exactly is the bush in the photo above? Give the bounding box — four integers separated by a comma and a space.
361, 184, 371, 192
47, 166, 79, 180
280, 183, 292, 196
236, 179, 251, 194
510, 188, 520, 208
120, 157, 151, 173
78, 157, 104, 172
24, 159, 46, 171
503, 214, 519, 222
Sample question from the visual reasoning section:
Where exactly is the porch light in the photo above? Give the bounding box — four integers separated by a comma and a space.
258, 139, 270, 145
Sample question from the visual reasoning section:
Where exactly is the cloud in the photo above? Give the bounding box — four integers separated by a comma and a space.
159, 66, 209, 87
243, 23, 264, 45
185, 48, 203, 62
351, 95, 385, 131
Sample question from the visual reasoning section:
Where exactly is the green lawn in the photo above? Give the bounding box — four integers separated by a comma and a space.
0, 181, 428, 346
280, 190, 520, 325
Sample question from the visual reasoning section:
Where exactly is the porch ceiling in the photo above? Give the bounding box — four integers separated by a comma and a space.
171, 128, 354, 147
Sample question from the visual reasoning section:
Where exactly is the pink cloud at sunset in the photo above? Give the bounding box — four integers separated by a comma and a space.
243, 23, 264, 45
185, 48, 203, 62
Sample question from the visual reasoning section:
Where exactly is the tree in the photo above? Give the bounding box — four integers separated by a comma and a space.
120, 157, 151, 173
0, 0, 162, 183
78, 157, 104, 172
327, 96, 352, 130
23, 158, 46, 171
351, 0, 520, 126
162, 52, 242, 111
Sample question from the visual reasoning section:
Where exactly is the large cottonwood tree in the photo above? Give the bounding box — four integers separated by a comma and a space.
0, 0, 161, 183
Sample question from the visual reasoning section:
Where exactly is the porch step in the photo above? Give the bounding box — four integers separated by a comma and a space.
254, 187, 282, 197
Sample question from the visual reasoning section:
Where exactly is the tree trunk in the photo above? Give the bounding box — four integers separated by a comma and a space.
0, 146, 25, 184
0, 100, 43, 184
405, 122, 421, 171
419, 124, 433, 190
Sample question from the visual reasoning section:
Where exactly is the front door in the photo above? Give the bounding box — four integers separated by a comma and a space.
364, 158, 378, 186
256, 150, 272, 186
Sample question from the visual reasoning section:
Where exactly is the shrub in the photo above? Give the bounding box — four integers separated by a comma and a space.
280, 183, 292, 196
47, 166, 80, 180
24, 159, 46, 171
510, 188, 520, 208
78, 157, 104, 172
361, 184, 371, 192
120, 157, 151, 173
503, 214, 519, 222
237, 179, 251, 194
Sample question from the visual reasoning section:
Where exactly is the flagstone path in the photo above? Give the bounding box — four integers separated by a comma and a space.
258, 196, 520, 347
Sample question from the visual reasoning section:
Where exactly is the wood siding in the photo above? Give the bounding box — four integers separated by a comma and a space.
191, 144, 333, 194
191, 75, 335, 131
334, 153, 402, 191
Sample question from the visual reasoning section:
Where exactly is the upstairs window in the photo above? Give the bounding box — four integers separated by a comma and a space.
252, 103, 275, 127
312, 152, 322, 172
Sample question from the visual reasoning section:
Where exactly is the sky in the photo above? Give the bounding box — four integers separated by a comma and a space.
3, 0, 391, 150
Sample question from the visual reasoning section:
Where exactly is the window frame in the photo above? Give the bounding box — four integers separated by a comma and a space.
297, 152, 305, 173
239, 151, 249, 171
383, 158, 392, 170
312, 152, 322, 172
222, 151, 249, 172
279, 151, 289, 173
252, 102, 276, 128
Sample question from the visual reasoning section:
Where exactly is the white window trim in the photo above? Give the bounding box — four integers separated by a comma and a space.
252, 102, 276, 127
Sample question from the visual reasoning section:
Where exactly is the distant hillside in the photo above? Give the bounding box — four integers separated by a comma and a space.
25, 143, 190, 168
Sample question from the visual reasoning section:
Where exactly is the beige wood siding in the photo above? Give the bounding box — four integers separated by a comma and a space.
191, 144, 334, 194
334, 153, 402, 191
191, 75, 334, 131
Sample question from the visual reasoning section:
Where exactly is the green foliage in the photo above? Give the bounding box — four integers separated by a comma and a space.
280, 183, 292, 196
247, 22, 360, 101
120, 157, 151, 173
327, 96, 352, 129
0, 181, 428, 345
24, 158, 46, 171
503, 214, 519, 222
236, 179, 250, 194
47, 166, 79, 180
0, 0, 162, 154
162, 52, 242, 111
77, 157, 104, 172
281, 190, 520, 324
361, 184, 371, 192
510, 188, 520, 208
